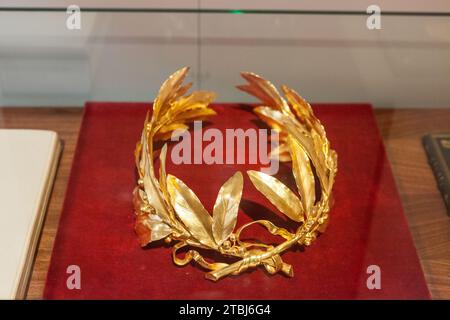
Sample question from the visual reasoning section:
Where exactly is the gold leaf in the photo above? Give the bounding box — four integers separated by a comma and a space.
158, 144, 169, 200
288, 136, 315, 213
313, 134, 329, 161
282, 85, 326, 138
325, 150, 338, 196
166, 174, 216, 248
141, 132, 171, 223
136, 112, 150, 176
281, 85, 313, 120
212, 172, 244, 245
253, 111, 284, 133
135, 213, 172, 246
269, 143, 291, 162
134, 140, 142, 177
157, 123, 189, 135
254, 106, 308, 138
159, 144, 191, 236
247, 170, 304, 222
153, 67, 189, 121
238, 72, 285, 110
156, 91, 216, 130
175, 107, 217, 123
173, 82, 193, 101
154, 123, 189, 141
149, 214, 172, 242
254, 106, 329, 189
170, 91, 216, 116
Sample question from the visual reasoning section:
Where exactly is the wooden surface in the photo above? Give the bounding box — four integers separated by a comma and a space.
0, 107, 449, 299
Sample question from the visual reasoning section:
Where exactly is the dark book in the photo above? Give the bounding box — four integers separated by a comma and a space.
423, 134, 450, 216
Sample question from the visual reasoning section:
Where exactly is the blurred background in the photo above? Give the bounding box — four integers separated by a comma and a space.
0, 0, 449, 108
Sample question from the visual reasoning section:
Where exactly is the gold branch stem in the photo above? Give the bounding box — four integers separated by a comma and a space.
205, 213, 322, 281
205, 233, 301, 281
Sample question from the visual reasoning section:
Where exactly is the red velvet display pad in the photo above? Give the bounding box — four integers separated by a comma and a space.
44, 102, 430, 299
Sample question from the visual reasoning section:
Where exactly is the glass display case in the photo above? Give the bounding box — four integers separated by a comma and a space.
0, 1, 449, 301
1, 3, 449, 107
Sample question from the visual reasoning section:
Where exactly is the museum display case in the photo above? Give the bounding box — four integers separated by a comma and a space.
0, 2, 449, 301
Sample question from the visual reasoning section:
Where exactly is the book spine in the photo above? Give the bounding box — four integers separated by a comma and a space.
422, 135, 450, 216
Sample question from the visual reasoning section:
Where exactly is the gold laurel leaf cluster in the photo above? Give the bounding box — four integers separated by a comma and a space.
133, 67, 337, 281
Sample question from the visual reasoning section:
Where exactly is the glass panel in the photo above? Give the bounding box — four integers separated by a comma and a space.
0, 8, 449, 107
0, 11, 198, 106
199, 13, 450, 107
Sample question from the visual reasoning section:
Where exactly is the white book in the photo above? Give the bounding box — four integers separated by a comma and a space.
0, 129, 61, 299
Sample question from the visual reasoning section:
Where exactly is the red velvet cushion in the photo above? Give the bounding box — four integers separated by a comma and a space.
44, 103, 430, 299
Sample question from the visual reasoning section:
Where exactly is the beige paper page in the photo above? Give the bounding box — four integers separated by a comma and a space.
0, 129, 60, 299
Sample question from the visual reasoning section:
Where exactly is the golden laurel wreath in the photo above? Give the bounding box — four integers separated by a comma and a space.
133, 67, 337, 281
